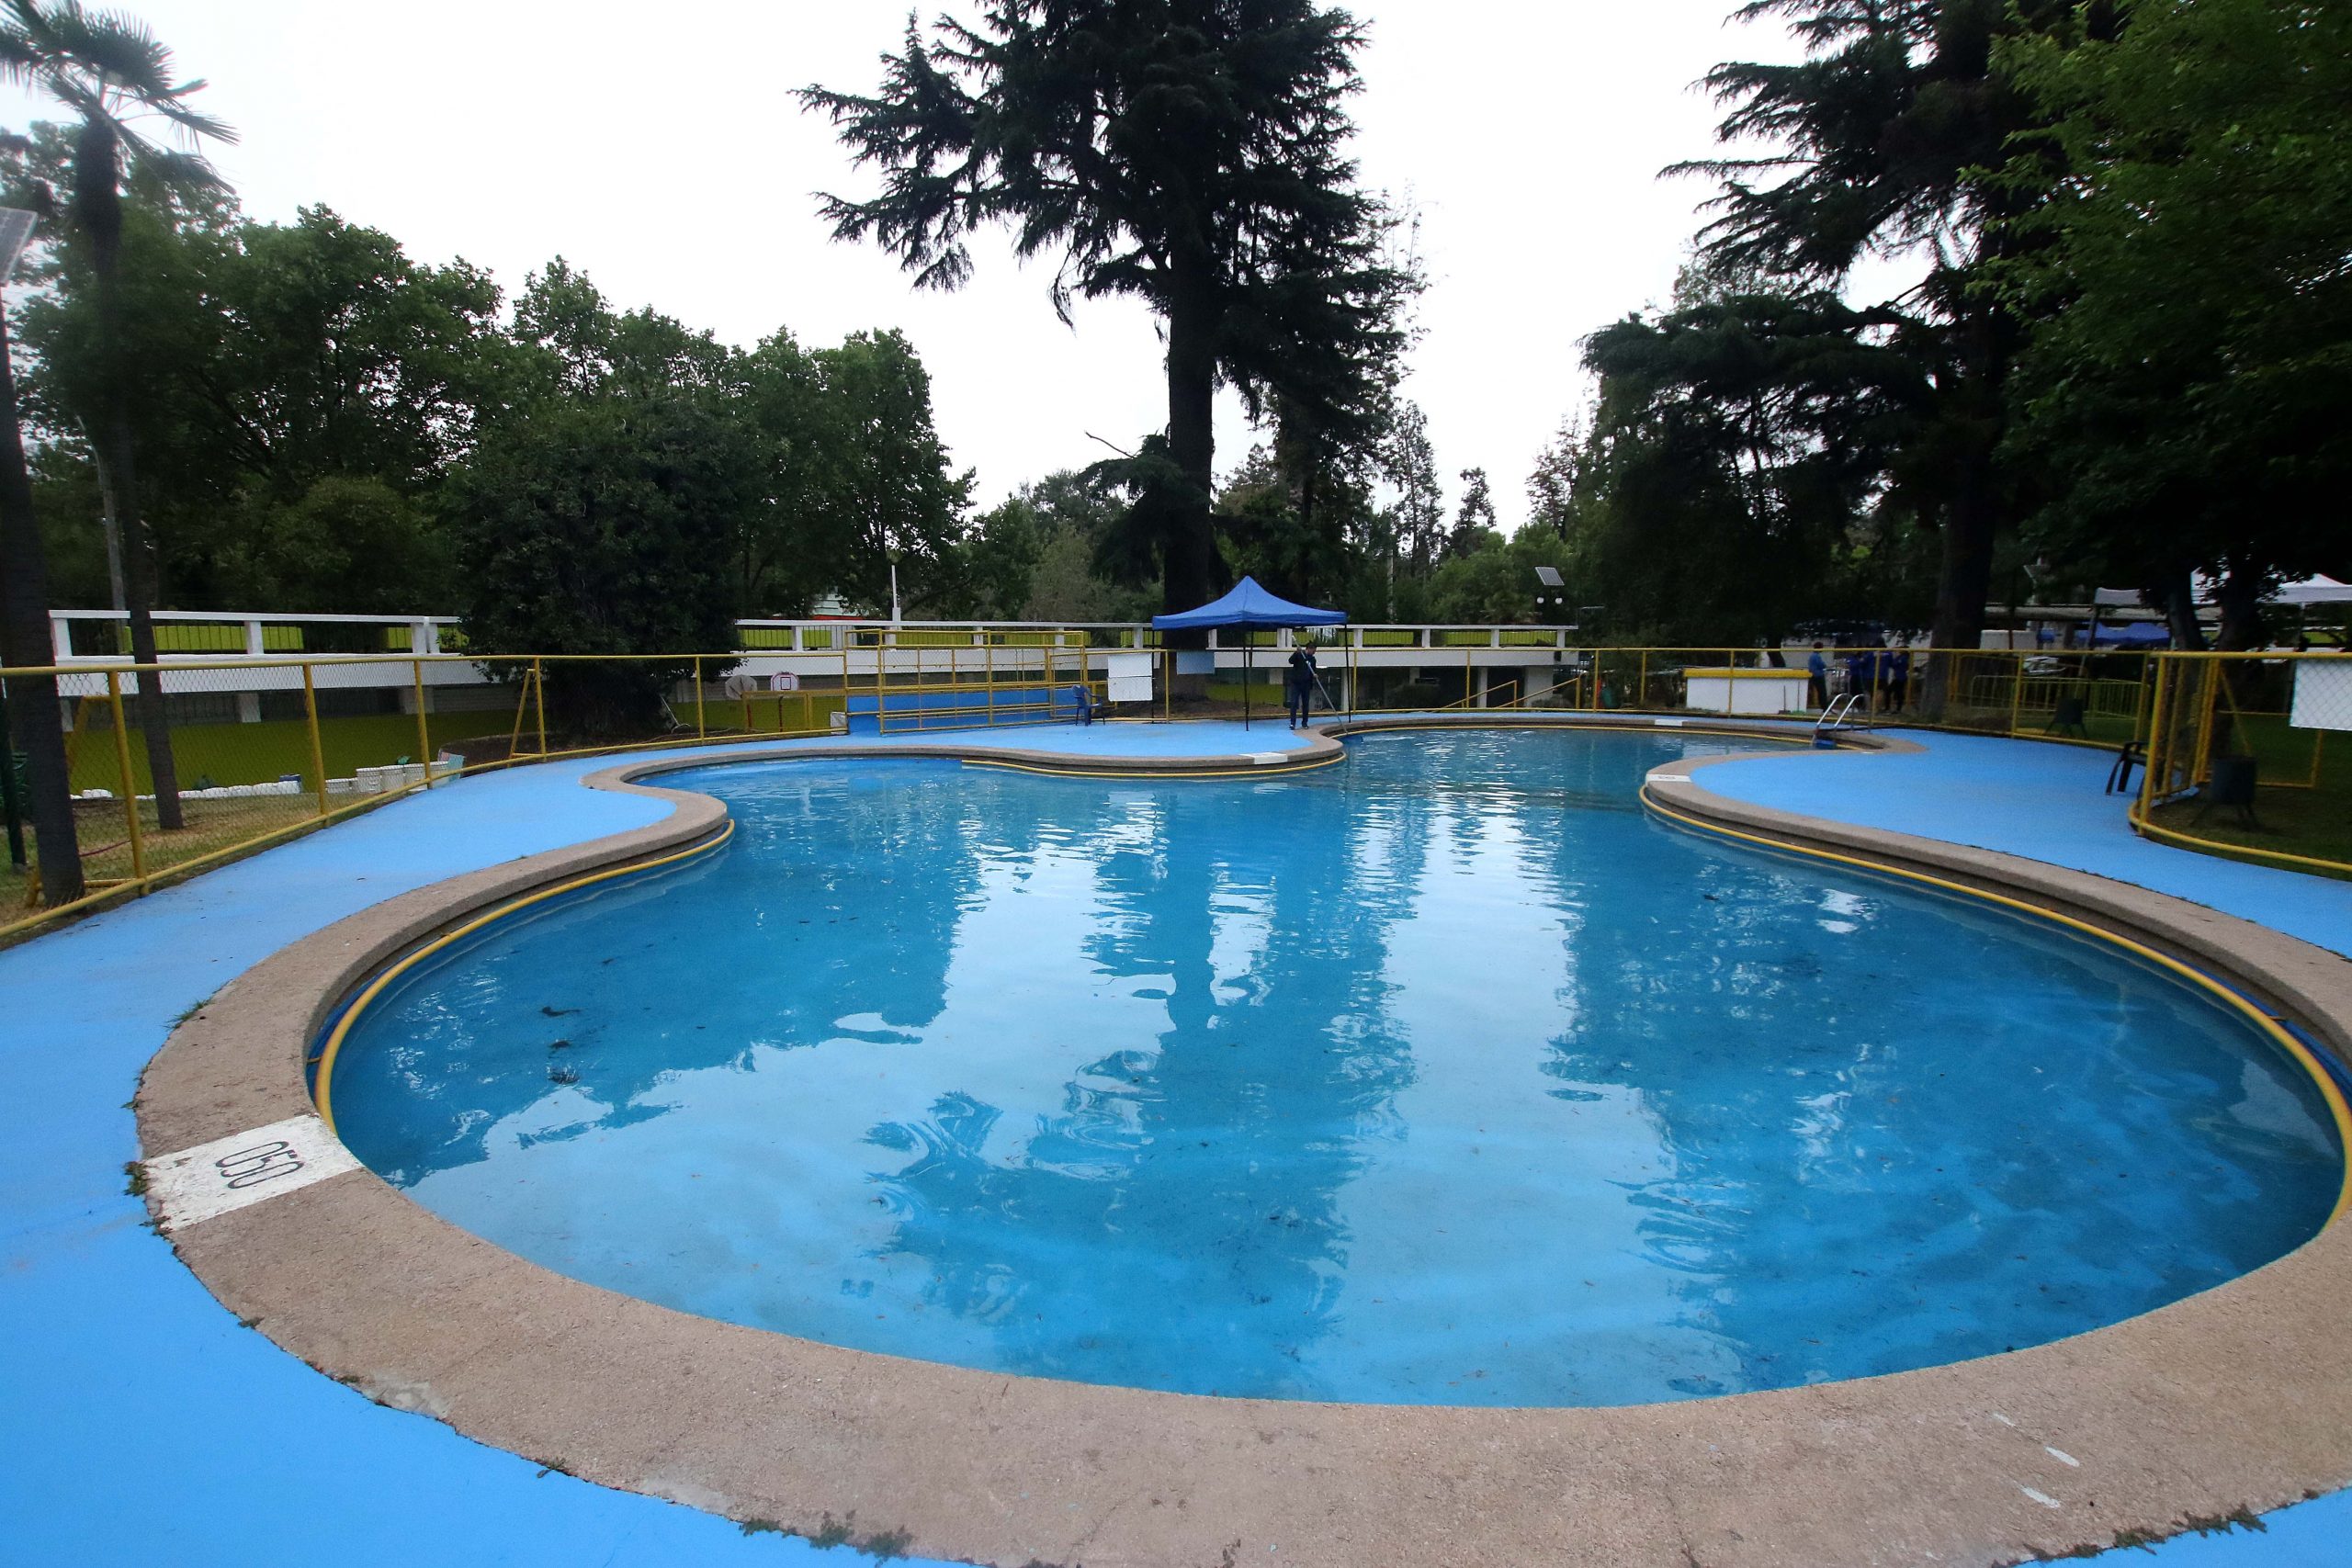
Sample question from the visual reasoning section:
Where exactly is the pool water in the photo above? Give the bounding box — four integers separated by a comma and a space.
331, 729, 2344, 1407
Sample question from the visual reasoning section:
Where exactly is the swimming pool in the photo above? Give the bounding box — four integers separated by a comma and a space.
327, 728, 2344, 1407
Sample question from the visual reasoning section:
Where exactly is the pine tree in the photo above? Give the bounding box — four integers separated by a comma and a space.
1680, 0, 2093, 700
802, 1, 1401, 618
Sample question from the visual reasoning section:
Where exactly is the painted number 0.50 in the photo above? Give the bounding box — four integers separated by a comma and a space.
214, 1140, 305, 1190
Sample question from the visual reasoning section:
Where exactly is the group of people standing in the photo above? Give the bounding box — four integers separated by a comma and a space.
1805, 641, 1912, 714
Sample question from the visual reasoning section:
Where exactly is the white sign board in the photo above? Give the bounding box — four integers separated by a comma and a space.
1104, 652, 1154, 705
2290, 660, 2352, 731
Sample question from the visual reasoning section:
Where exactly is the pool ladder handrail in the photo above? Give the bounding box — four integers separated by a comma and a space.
1814, 694, 1871, 742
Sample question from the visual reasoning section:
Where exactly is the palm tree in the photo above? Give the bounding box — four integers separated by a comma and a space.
0, 0, 232, 830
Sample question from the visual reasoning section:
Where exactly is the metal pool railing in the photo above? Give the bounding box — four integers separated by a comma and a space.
12, 639, 2340, 944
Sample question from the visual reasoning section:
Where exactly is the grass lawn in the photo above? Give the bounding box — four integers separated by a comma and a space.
64, 711, 520, 795
2, 791, 330, 925
2147, 726, 2352, 877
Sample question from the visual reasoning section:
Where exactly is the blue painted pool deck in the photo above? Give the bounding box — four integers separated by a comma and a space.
1, 719, 2344, 1567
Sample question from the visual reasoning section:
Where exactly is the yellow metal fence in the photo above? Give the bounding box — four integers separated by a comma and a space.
2134, 651, 2351, 878
11, 643, 2345, 944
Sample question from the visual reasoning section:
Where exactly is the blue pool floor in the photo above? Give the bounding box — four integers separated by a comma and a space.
2, 719, 2346, 1566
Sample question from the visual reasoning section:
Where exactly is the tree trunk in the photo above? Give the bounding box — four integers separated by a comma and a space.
2212, 560, 2267, 652
0, 311, 85, 904
74, 118, 181, 829
103, 420, 182, 829
2159, 569, 2205, 650
1920, 461, 1996, 716
1160, 265, 1221, 625
1919, 304, 2010, 718
84, 420, 127, 610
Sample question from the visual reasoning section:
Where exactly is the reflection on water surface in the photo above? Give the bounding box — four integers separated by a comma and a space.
334, 731, 2342, 1406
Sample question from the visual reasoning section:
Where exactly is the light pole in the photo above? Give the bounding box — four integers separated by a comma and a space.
0, 205, 85, 900
887, 541, 903, 627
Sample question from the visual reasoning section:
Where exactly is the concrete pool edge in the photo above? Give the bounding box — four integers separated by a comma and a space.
132, 721, 2352, 1568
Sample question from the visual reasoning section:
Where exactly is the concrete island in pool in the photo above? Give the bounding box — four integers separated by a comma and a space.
6, 715, 2349, 1567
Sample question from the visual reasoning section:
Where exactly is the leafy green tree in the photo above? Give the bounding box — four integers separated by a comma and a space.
208, 476, 456, 613
1996, 0, 2352, 648
2, 0, 234, 827
1004, 469, 1159, 621
1571, 266, 1933, 642
1681, 0, 2090, 693
731, 329, 831, 615
1424, 525, 1573, 625
807, 329, 973, 614
204, 208, 507, 496
450, 393, 754, 736
1214, 442, 1355, 607
803, 1, 1399, 621
1384, 400, 1443, 578
927, 492, 1045, 618
1444, 468, 1496, 562
16, 197, 508, 612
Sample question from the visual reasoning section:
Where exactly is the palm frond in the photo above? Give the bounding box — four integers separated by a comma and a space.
133, 144, 224, 193
6, 1, 232, 142
0, 26, 40, 86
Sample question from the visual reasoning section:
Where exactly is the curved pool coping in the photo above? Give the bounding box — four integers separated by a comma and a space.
135, 716, 2352, 1568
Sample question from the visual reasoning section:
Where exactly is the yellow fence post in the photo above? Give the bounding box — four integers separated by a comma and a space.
2138, 654, 2171, 818
104, 668, 146, 886
694, 655, 707, 740
411, 659, 432, 783
301, 660, 331, 818
2007, 652, 2025, 737
530, 658, 548, 758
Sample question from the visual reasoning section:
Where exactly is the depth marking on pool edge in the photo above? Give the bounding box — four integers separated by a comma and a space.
145, 1114, 361, 1230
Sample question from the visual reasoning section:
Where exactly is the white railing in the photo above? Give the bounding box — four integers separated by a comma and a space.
43, 609, 1585, 662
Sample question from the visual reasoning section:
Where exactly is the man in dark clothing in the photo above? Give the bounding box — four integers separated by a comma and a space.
1882, 644, 1911, 714
1285, 640, 1319, 728
1806, 642, 1828, 708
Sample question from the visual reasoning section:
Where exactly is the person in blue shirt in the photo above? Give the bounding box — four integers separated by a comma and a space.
1881, 643, 1911, 715
1844, 647, 1875, 708
1284, 640, 1319, 728
1806, 642, 1828, 708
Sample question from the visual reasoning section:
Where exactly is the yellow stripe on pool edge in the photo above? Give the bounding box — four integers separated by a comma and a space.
1640, 784, 2352, 1226
960, 751, 1346, 780
311, 819, 736, 1137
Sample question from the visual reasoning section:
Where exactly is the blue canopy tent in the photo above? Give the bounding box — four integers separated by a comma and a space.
1153, 576, 1348, 728
2088, 621, 2170, 649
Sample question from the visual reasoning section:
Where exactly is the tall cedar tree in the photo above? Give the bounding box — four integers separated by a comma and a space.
801, 1, 1396, 622
1, 0, 232, 829
1681, 0, 2098, 702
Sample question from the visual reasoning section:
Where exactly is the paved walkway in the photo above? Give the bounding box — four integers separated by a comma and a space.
2, 726, 1308, 1568
2, 719, 2342, 1565
1692, 728, 2352, 957
1685, 727, 2352, 1566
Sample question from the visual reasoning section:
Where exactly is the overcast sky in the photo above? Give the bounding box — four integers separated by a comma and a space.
2, 1, 1812, 530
